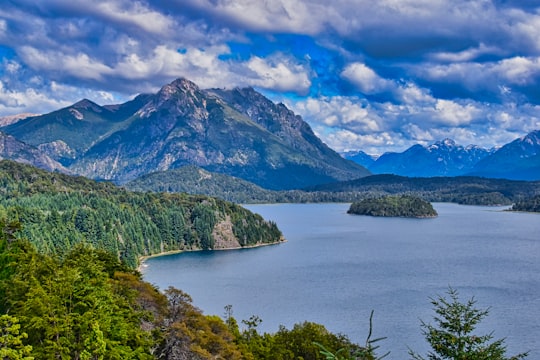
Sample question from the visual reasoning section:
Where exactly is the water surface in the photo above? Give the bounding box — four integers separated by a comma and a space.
142, 203, 540, 359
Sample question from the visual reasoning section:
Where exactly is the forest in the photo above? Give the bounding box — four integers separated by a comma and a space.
0, 160, 531, 359
347, 195, 438, 218
126, 166, 540, 206
510, 195, 540, 212
0, 222, 528, 360
0, 160, 283, 268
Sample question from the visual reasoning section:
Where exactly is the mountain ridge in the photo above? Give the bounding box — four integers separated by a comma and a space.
468, 130, 540, 180
1, 78, 369, 189
343, 133, 540, 180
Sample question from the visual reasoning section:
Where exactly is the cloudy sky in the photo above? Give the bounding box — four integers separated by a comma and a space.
1, 0, 540, 154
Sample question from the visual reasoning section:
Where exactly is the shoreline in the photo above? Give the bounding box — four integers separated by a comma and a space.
137, 237, 286, 272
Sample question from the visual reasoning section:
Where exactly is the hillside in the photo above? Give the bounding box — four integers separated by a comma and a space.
1, 78, 369, 190
125, 165, 279, 203
0, 160, 283, 267
2, 96, 151, 164
306, 174, 540, 205
0, 132, 68, 173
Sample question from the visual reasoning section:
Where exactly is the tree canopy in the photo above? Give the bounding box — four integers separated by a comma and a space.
348, 195, 438, 218
0, 160, 283, 268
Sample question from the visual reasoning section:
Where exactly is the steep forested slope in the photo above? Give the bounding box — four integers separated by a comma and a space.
0, 160, 283, 267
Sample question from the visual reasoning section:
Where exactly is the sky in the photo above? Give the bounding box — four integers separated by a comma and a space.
1, 1, 540, 155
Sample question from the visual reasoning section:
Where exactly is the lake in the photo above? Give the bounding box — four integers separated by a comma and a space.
141, 203, 540, 359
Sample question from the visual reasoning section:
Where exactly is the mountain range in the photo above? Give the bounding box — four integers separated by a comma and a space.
0, 78, 368, 190
1, 76, 539, 187
343, 133, 540, 180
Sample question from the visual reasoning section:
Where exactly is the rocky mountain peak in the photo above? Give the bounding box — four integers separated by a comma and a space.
1, 77, 370, 189
428, 138, 457, 151
519, 130, 540, 146
72, 99, 103, 112
137, 78, 207, 119
162, 78, 200, 96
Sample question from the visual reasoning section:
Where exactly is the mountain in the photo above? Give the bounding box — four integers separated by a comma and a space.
0, 132, 67, 173
0, 113, 38, 126
366, 139, 492, 177
4, 78, 368, 189
469, 130, 540, 180
341, 150, 377, 168
2, 95, 151, 164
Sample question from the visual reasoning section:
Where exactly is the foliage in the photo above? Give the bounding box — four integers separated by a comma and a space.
0, 222, 248, 359
409, 288, 529, 360
1, 238, 155, 359
510, 195, 540, 212
0, 315, 33, 360
0, 160, 283, 268
348, 195, 437, 218
314, 310, 389, 360
154, 287, 244, 359
222, 305, 370, 360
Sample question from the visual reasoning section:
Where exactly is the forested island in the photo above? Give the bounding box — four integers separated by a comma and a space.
0, 160, 283, 268
510, 195, 540, 212
347, 195, 438, 218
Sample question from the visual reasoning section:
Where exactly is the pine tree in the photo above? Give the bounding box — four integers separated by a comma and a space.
409, 288, 528, 360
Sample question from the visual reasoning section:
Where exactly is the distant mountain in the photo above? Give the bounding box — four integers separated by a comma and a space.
0, 132, 67, 173
3, 95, 151, 164
365, 139, 492, 177
341, 150, 377, 168
0, 113, 38, 127
2, 78, 368, 190
469, 130, 540, 180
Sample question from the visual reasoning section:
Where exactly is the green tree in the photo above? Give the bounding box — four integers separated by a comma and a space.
0, 315, 33, 360
409, 288, 529, 360
314, 310, 388, 360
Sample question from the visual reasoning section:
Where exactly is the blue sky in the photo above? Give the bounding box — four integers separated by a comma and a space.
1, 0, 540, 154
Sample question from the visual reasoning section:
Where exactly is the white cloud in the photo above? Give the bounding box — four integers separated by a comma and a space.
246, 56, 311, 94
396, 82, 435, 106
183, 0, 327, 34
433, 99, 481, 126
341, 63, 393, 94
495, 56, 540, 85
508, 8, 540, 53
0, 80, 69, 115
93, 0, 175, 35
322, 129, 398, 154
414, 56, 540, 95
18, 47, 113, 81
291, 96, 382, 134
430, 43, 503, 63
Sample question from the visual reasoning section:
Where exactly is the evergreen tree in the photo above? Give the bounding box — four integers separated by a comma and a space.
409, 288, 528, 360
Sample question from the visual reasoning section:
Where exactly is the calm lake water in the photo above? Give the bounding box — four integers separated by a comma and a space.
142, 203, 540, 359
